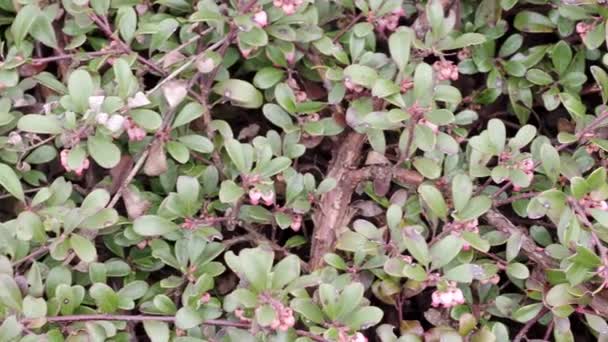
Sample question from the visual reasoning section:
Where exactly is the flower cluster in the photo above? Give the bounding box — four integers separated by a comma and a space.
123, 117, 146, 141
368, 8, 405, 35
249, 188, 275, 206
433, 60, 459, 81
60, 149, 90, 176
273, 0, 303, 15
431, 283, 466, 308
576, 22, 593, 40
253, 10, 268, 27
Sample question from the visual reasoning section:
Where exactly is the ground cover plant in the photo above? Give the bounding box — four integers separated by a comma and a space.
2, 0, 608, 341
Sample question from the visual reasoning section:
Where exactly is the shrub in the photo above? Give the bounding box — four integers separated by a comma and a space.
1, 0, 608, 341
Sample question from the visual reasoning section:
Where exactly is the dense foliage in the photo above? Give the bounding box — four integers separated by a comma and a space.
3, 0, 608, 341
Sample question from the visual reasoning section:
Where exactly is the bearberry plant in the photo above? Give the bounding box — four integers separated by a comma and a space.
2, 0, 608, 341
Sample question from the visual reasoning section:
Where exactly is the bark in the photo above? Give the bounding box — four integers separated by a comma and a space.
309, 132, 424, 269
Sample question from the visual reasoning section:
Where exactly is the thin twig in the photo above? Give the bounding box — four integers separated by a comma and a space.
0, 188, 42, 200
513, 307, 549, 342
332, 12, 364, 43
20, 314, 328, 341
493, 192, 539, 207
31, 50, 121, 64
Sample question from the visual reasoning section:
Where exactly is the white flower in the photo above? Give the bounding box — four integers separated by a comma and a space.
106, 114, 125, 132
95, 112, 109, 125
88, 96, 105, 113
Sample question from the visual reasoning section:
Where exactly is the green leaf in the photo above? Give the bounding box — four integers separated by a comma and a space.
346, 306, 383, 330
30, 12, 57, 48
256, 305, 277, 326
17, 114, 63, 134
388, 30, 411, 71
418, 184, 448, 219
68, 70, 94, 113
403, 227, 430, 266
224, 139, 248, 172
514, 11, 555, 33
166, 141, 190, 164
22, 296, 47, 318
456, 195, 492, 221
227, 247, 273, 292
488, 118, 506, 153
143, 321, 170, 342
87, 135, 121, 169
513, 303, 543, 323
117, 6, 137, 44
559, 93, 585, 118
541, 144, 560, 182
430, 235, 463, 269
178, 135, 214, 154
0, 163, 24, 202
175, 307, 204, 329
11, 5, 38, 45
526, 69, 553, 85
219, 180, 245, 203
344, 64, 378, 88
452, 173, 472, 212
591, 66, 608, 104
445, 263, 476, 283
506, 262, 530, 279
439, 33, 486, 50
129, 109, 161, 131
0, 274, 23, 310
271, 255, 300, 289
172, 102, 204, 128
212, 79, 263, 109
510, 125, 537, 149
253, 67, 285, 89
291, 299, 324, 324
133, 215, 180, 236
590, 209, 608, 227
89, 283, 119, 313
263, 104, 295, 130
414, 63, 433, 101
552, 41, 572, 75
413, 157, 441, 180
70, 234, 97, 263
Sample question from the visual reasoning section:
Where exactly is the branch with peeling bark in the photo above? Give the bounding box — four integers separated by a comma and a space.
309, 132, 423, 269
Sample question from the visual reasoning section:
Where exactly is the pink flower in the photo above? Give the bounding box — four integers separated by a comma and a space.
295, 90, 308, 102
291, 214, 302, 231
253, 10, 268, 27
433, 60, 459, 81
261, 190, 275, 206
344, 77, 364, 93
200, 292, 211, 304
519, 158, 535, 173
60, 149, 90, 176
123, 117, 146, 141
400, 78, 413, 93
249, 188, 263, 205
431, 286, 465, 308
576, 22, 592, 39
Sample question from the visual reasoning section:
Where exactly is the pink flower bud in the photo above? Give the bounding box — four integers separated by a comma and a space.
462, 242, 471, 251
249, 188, 262, 205
283, 3, 295, 15
253, 10, 268, 27
291, 214, 302, 231
431, 290, 441, 307
200, 292, 211, 304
